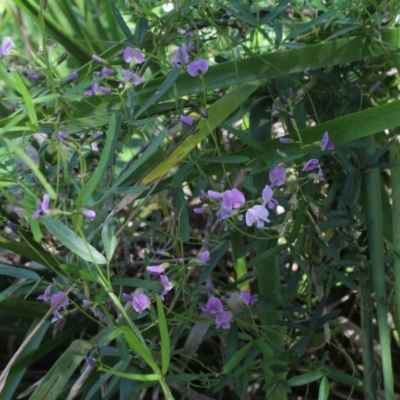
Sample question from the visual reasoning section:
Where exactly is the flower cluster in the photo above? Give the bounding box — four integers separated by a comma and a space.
201, 296, 233, 330
171, 43, 208, 77
37, 281, 69, 323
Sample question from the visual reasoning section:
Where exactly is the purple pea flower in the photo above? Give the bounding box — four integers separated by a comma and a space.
92, 55, 103, 63
82, 300, 91, 307
67, 72, 78, 82
160, 275, 173, 298
317, 166, 325, 181
201, 296, 223, 315
302, 159, 319, 171
83, 82, 111, 96
279, 138, 293, 144
58, 132, 69, 143
0, 37, 13, 56
194, 207, 205, 214
84, 356, 96, 368
187, 59, 208, 76
50, 291, 70, 323
123, 47, 145, 64
121, 70, 142, 85
180, 115, 194, 125
101, 67, 114, 76
147, 266, 165, 275
200, 109, 208, 118
240, 290, 258, 306
222, 189, 245, 211
172, 44, 189, 66
215, 311, 233, 330
245, 205, 270, 228
32, 194, 50, 219
321, 131, 334, 151
207, 190, 223, 201
82, 209, 96, 219
37, 284, 52, 301
262, 185, 278, 209
199, 250, 210, 263
126, 293, 151, 314
218, 205, 232, 220
269, 166, 286, 187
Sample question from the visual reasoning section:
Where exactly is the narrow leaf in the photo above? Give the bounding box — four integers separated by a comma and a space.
156, 297, 170, 374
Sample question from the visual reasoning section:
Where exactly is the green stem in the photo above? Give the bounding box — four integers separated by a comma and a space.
390, 138, 400, 336
256, 241, 286, 400
362, 135, 394, 400
359, 259, 377, 400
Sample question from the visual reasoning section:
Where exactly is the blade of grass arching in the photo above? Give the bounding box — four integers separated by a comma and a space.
361, 135, 394, 400
77, 113, 121, 207
134, 27, 400, 105
390, 136, 400, 338
29, 340, 93, 400
230, 230, 248, 291
139, 82, 260, 185
358, 259, 377, 399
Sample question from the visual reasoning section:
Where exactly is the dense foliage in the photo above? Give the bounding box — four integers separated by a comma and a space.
1, 1, 400, 399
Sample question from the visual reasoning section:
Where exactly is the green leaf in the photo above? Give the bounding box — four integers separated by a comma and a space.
135, 67, 181, 118
287, 371, 324, 387
112, 278, 161, 292
247, 244, 288, 268
156, 297, 170, 374
98, 365, 160, 381
110, 1, 133, 43
202, 155, 250, 164
43, 217, 107, 264
102, 218, 120, 261
318, 376, 330, 400
78, 113, 121, 207
14, 73, 38, 127
140, 83, 260, 185
176, 190, 190, 243
222, 341, 254, 374
30, 340, 92, 400
325, 367, 362, 387
255, 339, 274, 357
109, 326, 160, 374
0, 265, 40, 280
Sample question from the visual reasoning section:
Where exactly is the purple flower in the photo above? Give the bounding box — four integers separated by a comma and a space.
58, 132, 69, 142
205, 282, 213, 294
321, 131, 334, 151
188, 42, 196, 52
262, 185, 278, 209
215, 311, 233, 330
6, 221, 17, 230
123, 47, 145, 64
199, 250, 210, 263
372, 82, 380, 91
147, 266, 165, 275
121, 70, 142, 85
92, 55, 103, 63
201, 296, 223, 315
82, 209, 96, 219
160, 275, 173, 297
240, 290, 258, 306
32, 194, 50, 219
84, 356, 96, 368
132, 293, 151, 314
93, 131, 102, 140
194, 207, 205, 214
207, 190, 223, 201
222, 189, 245, 211
218, 205, 232, 220
279, 138, 292, 144
50, 291, 69, 323
37, 284, 52, 301
83, 82, 111, 96
180, 115, 194, 125
82, 300, 91, 307
302, 159, 319, 171
245, 205, 270, 228
269, 166, 286, 187
101, 67, 114, 76
187, 59, 208, 76
67, 72, 78, 82
317, 166, 325, 181
172, 44, 189, 66
200, 109, 208, 118
0, 37, 13, 56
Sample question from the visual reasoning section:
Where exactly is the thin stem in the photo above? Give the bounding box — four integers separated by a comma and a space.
361, 134, 394, 400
